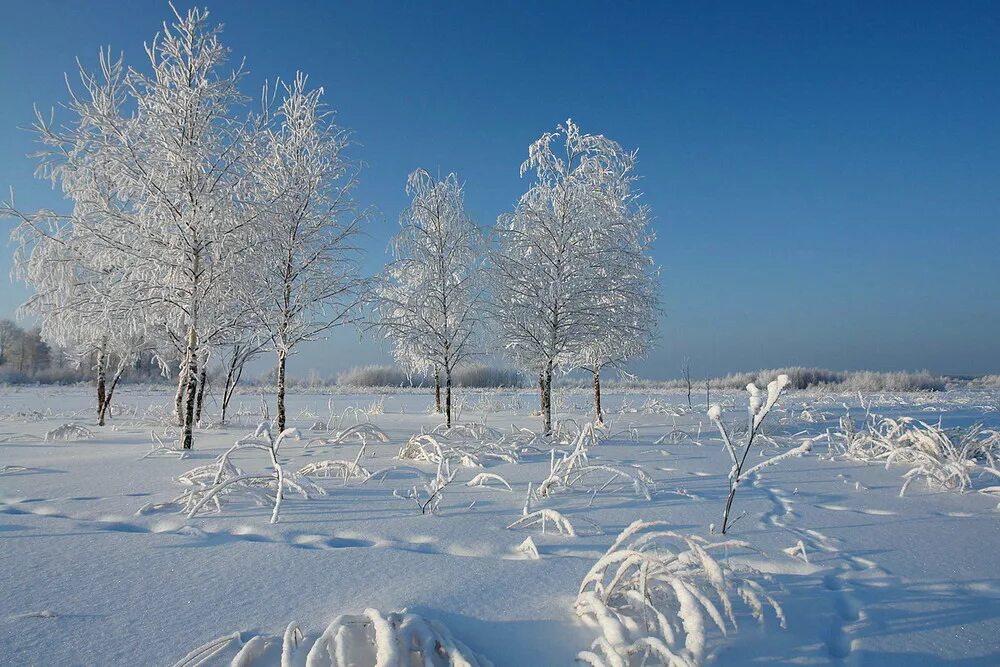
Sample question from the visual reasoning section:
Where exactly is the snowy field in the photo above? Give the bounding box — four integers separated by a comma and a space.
1, 385, 998, 666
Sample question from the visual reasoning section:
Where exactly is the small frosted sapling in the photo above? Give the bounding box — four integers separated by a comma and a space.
708, 374, 812, 533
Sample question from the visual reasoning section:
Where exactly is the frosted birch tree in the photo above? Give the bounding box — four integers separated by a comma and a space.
243, 74, 367, 433
4, 6, 269, 449
490, 120, 633, 434
373, 169, 485, 427
572, 149, 659, 423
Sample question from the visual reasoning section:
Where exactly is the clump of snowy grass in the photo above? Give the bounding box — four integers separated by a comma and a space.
176, 422, 323, 523
575, 520, 784, 667
305, 422, 390, 452
297, 445, 371, 482
536, 422, 655, 501
397, 422, 542, 468
392, 456, 459, 515
43, 423, 93, 441
172, 608, 491, 667
831, 412, 1000, 497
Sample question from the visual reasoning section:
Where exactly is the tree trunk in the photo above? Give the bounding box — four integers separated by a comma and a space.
96, 347, 107, 426
195, 355, 208, 425
181, 328, 199, 450
445, 367, 452, 428
276, 351, 287, 433
593, 370, 603, 424
542, 362, 553, 436
174, 349, 190, 427
434, 366, 442, 414
99, 367, 125, 426
538, 372, 545, 413
221, 350, 241, 426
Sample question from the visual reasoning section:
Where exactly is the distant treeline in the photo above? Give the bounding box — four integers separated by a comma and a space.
0, 319, 162, 385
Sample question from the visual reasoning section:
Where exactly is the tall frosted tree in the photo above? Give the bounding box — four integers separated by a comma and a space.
374, 169, 485, 427
5, 6, 265, 449
244, 74, 366, 433
572, 146, 660, 423
491, 120, 637, 434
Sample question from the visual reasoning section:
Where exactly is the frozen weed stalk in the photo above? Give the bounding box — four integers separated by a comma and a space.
708, 374, 811, 533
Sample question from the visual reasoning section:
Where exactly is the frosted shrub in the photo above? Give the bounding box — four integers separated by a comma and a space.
575, 520, 784, 667
708, 375, 812, 533
176, 423, 323, 523
171, 608, 491, 667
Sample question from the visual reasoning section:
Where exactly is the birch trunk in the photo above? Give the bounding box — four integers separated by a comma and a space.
194, 355, 208, 425
445, 366, 453, 428
542, 361, 553, 436
593, 370, 603, 424
181, 328, 199, 450
276, 350, 287, 433
434, 366, 442, 414
96, 346, 107, 426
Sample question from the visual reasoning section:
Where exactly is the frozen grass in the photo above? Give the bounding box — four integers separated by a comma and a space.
575, 520, 784, 667
831, 411, 1000, 496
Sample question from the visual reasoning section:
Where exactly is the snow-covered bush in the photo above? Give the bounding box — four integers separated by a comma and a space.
575, 520, 784, 667
176, 423, 323, 523
297, 445, 371, 482
172, 608, 491, 667
708, 375, 811, 533
831, 413, 1000, 496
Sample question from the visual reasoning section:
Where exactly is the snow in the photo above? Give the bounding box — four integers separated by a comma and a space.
1, 385, 998, 665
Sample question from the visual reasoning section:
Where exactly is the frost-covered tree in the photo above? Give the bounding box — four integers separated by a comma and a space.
374, 170, 485, 427
491, 120, 638, 434
5, 6, 266, 449
572, 147, 659, 423
243, 74, 366, 433
9, 219, 150, 425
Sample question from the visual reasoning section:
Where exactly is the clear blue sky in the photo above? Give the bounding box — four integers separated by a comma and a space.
1, 1, 998, 379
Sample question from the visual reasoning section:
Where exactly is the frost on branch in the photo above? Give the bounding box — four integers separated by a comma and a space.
171, 608, 491, 667
175, 422, 323, 523
575, 520, 785, 667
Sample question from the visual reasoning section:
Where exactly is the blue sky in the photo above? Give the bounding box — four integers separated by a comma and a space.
1, 1, 998, 379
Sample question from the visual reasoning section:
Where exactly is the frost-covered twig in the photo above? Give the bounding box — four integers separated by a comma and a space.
709, 375, 810, 533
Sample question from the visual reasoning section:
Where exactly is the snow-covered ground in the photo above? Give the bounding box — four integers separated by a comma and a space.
1, 386, 998, 666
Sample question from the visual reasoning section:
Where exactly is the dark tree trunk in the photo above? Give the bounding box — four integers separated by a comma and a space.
434, 366, 442, 414
445, 367, 452, 428
221, 348, 244, 426
174, 349, 190, 427
593, 370, 603, 424
99, 367, 125, 426
181, 329, 199, 450
96, 347, 107, 426
276, 351, 287, 433
542, 361, 553, 436
195, 357, 208, 425
539, 372, 545, 413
